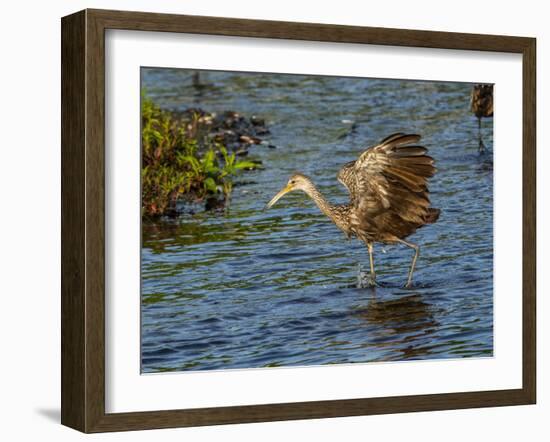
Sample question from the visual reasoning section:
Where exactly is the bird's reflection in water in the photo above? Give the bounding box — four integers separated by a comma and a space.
353, 291, 439, 361
477, 157, 493, 172
190, 72, 221, 101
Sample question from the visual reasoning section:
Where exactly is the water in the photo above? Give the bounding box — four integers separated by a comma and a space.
141, 69, 494, 373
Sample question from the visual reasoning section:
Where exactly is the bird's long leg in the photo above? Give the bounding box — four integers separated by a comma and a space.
397, 239, 420, 288
367, 243, 376, 285
478, 117, 485, 153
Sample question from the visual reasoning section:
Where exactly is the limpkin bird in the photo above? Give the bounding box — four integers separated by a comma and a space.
265, 133, 440, 288
470, 84, 493, 153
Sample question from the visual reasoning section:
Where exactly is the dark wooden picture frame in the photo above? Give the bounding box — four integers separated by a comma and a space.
61, 8, 536, 433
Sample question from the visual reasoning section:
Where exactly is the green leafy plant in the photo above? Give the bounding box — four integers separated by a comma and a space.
141, 95, 259, 217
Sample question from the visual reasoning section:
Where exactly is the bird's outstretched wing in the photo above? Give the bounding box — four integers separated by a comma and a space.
338, 133, 436, 228
337, 160, 357, 198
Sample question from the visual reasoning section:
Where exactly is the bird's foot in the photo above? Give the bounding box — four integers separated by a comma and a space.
366, 278, 380, 288
358, 275, 379, 289
478, 140, 486, 154
356, 263, 380, 288
403, 281, 414, 289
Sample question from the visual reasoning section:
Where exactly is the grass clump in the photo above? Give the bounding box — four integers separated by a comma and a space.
141, 95, 259, 217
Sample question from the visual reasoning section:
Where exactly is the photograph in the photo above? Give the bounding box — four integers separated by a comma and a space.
140, 67, 494, 373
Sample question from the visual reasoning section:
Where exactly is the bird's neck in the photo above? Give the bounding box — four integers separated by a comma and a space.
304, 185, 341, 225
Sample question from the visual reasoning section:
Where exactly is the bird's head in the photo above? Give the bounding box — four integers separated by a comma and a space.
265, 173, 313, 209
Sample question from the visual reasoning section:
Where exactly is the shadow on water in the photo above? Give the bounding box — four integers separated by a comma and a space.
140, 69, 494, 373
353, 290, 438, 360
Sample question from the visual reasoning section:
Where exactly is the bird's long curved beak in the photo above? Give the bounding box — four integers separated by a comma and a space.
264, 184, 293, 210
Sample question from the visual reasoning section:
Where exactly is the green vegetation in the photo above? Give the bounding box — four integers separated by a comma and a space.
141, 95, 259, 217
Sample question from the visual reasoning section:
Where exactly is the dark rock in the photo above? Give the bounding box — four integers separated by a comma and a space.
240, 135, 261, 144
255, 127, 271, 135
168, 106, 271, 158
251, 115, 265, 126
205, 197, 226, 212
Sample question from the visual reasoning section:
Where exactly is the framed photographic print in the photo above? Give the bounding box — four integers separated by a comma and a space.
61, 9, 536, 433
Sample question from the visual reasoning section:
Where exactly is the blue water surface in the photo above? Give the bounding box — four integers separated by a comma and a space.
140, 69, 493, 373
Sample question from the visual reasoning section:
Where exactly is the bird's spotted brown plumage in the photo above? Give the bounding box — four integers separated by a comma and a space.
470, 84, 493, 119
266, 133, 440, 287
